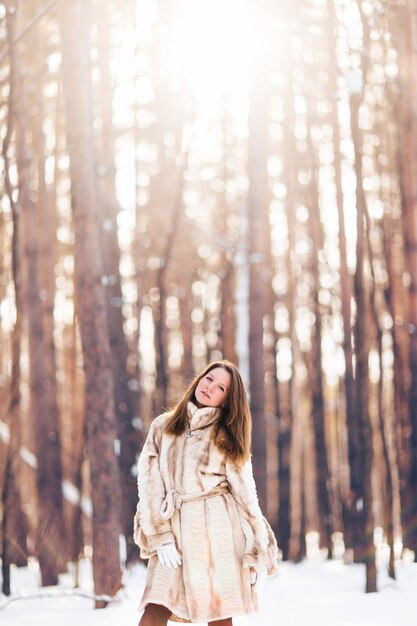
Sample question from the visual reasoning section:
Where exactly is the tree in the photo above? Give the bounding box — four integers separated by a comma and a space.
247, 0, 273, 512
6, 0, 66, 586
0, 89, 28, 596
350, 89, 377, 592
59, 0, 122, 604
392, 0, 417, 556
305, 129, 334, 555
326, 0, 360, 553
95, 0, 142, 562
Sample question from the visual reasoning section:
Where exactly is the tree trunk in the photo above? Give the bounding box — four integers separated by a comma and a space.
305, 257, 334, 556
350, 93, 377, 592
220, 259, 238, 365
67, 318, 85, 567
398, 1, 417, 556
144, 0, 187, 413
59, 0, 122, 604
1, 187, 28, 596
388, 0, 416, 553
305, 127, 334, 556
178, 270, 194, 383
219, 101, 238, 366
247, 1, 272, 513
152, 158, 187, 412
381, 206, 409, 561
95, 0, 142, 562
277, 13, 296, 559
288, 362, 305, 562
1, 16, 28, 586
326, 0, 360, 553
364, 205, 396, 579
35, 20, 69, 573
7, 1, 65, 586
277, 245, 295, 562
378, 331, 396, 579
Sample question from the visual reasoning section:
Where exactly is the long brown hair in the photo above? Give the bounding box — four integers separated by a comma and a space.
163, 360, 252, 464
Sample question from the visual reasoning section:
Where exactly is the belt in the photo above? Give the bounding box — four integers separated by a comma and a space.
160, 481, 230, 520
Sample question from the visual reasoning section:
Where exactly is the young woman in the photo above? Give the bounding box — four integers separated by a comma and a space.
134, 360, 278, 625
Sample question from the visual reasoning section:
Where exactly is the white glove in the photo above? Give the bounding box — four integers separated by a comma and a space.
250, 565, 268, 592
157, 542, 182, 568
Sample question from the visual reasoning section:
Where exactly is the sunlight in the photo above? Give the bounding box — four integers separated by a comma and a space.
168, 0, 253, 105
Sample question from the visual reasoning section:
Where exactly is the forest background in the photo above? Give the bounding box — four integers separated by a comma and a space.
1, 0, 417, 608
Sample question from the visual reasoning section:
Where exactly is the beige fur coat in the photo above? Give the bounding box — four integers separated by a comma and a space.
133, 402, 278, 623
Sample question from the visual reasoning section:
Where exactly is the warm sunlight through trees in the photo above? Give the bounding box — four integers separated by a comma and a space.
1, 0, 417, 603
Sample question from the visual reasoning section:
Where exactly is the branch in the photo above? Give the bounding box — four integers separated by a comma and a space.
0, 0, 63, 63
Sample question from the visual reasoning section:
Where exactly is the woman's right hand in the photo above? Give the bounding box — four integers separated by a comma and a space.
250, 564, 268, 591
157, 543, 182, 568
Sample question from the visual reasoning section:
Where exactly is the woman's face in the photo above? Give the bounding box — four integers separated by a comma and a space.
194, 367, 232, 409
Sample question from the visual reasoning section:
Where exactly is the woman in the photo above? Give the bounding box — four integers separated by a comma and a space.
134, 360, 278, 625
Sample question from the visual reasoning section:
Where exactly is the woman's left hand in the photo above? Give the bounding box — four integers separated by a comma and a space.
250, 565, 268, 592
157, 542, 182, 568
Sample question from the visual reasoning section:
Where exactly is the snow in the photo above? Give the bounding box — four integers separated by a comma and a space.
1, 554, 417, 626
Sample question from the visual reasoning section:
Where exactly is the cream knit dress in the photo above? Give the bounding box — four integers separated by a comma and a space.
134, 402, 278, 623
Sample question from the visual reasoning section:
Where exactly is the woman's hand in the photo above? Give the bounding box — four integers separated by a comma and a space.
157, 543, 182, 568
250, 565, 268, 591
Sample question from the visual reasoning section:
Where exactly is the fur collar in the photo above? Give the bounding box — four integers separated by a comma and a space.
187, 401, 220, 430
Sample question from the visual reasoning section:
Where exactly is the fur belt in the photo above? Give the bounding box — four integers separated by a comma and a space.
160, 481, 230, 520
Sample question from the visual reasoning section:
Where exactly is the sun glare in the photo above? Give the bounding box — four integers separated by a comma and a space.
168, 0, 253, 102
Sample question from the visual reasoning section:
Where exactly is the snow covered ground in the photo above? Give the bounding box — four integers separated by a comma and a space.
1, 552, 416, 626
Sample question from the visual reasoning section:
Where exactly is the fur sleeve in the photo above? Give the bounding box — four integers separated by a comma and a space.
133, 415, 175, 558
226, 457, 279, 576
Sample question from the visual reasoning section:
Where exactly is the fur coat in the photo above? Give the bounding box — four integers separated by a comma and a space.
133, 402, 279, 623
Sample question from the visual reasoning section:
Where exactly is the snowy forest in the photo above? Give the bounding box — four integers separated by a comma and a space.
1, 0, 417, 622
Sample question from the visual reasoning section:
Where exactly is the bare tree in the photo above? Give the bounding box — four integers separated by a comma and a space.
326, 0, 360, 552
94, 0, 142, 562
6, 0, 65, 586
59, 0, 122, 604
350, 89, 377, 591
305, 128, 334, 556
247, 0, 273, 512
1, 81, 28, 595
